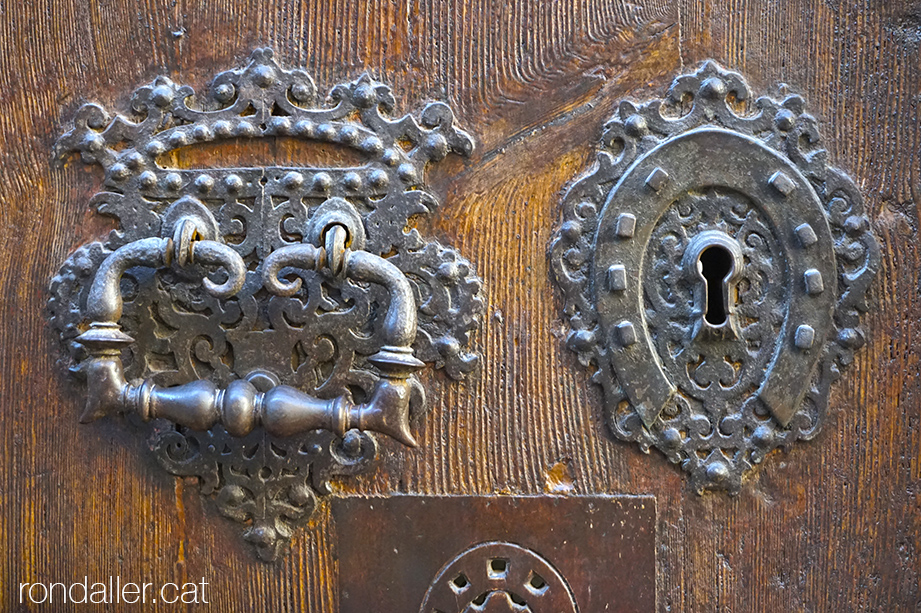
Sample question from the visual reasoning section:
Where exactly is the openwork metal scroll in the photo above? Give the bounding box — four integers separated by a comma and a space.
49, 48, 483, 559
550, 61, 879, 493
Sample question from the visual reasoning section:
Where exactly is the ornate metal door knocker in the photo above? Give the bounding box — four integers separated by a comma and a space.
49, 48, 483, 559
550, 61, 879, 493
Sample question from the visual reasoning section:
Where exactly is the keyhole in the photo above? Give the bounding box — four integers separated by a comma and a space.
698, 245, 733, 326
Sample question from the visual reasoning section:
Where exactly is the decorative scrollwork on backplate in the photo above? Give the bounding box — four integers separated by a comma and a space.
151, 425, 376, 562
645, 188, 786, 409
549, 61, 879, 493
48, 48, 483, 559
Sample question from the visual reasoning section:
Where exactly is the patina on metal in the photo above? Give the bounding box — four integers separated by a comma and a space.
48, 48, 483, 560
421, 542, 578, 613
549, 61, 879, 494
331, 496, 656, 613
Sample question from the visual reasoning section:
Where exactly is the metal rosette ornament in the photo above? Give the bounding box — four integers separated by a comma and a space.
549, 61, 879, 493
49, 48, 483, 559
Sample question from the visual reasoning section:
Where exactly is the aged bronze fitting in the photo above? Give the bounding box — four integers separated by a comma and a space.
549, 61, 879, 494
420, 542, 579, 613
331, 496, 656, 613
49, 48, 483, 560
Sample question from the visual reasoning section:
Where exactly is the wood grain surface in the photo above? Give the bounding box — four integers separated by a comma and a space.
1, 0, 919, 610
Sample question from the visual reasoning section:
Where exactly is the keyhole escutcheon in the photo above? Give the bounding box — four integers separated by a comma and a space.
682, 230, 744, 336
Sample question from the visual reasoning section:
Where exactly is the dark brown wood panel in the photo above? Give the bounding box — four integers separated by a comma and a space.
332, 496, 656, 612
0, 0, 918, 610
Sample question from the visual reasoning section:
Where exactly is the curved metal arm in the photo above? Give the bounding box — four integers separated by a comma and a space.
76, 234, 246, 420
257, 241, 426, 446
192, 240, 248, 298
85, 237, 246, 322
76, 236, 424, 448
263, 244, 419, 351
86, 237, 170, 322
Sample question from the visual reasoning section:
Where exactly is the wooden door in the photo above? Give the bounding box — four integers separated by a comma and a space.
2, 0, 919, 610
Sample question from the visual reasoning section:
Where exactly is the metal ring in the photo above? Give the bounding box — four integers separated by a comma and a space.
324, 224, 348, 277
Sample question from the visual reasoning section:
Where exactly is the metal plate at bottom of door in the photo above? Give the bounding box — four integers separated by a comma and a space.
331, 495, 656, 612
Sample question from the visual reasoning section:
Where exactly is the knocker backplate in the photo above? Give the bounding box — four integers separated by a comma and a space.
48, 48, 483, 559
549, 61, 879, 493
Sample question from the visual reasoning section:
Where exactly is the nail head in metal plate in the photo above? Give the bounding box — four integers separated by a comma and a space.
796, 223, 818, 247
645, 167, 669, 191
795, 324, 816, 350
616, 321, 638, 346
615, 213, 637, 238
804, 268, 825, 295
769, 170, 796, 196
607, 264, 628, 292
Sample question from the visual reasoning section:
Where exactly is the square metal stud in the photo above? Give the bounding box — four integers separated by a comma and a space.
645, 167, 669, 192
616, 321, 638, 346
795, 324, 816, 349
795, 223, 818, 247
607, 264, 627, 292
769, 170, 796, 196
804, 269, 824, 295
615, 213, 637, 238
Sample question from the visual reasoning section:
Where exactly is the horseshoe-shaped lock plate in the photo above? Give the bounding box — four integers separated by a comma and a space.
48, 48, 483, 560
550, 61, 879, 493
595, 128, 838, 428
